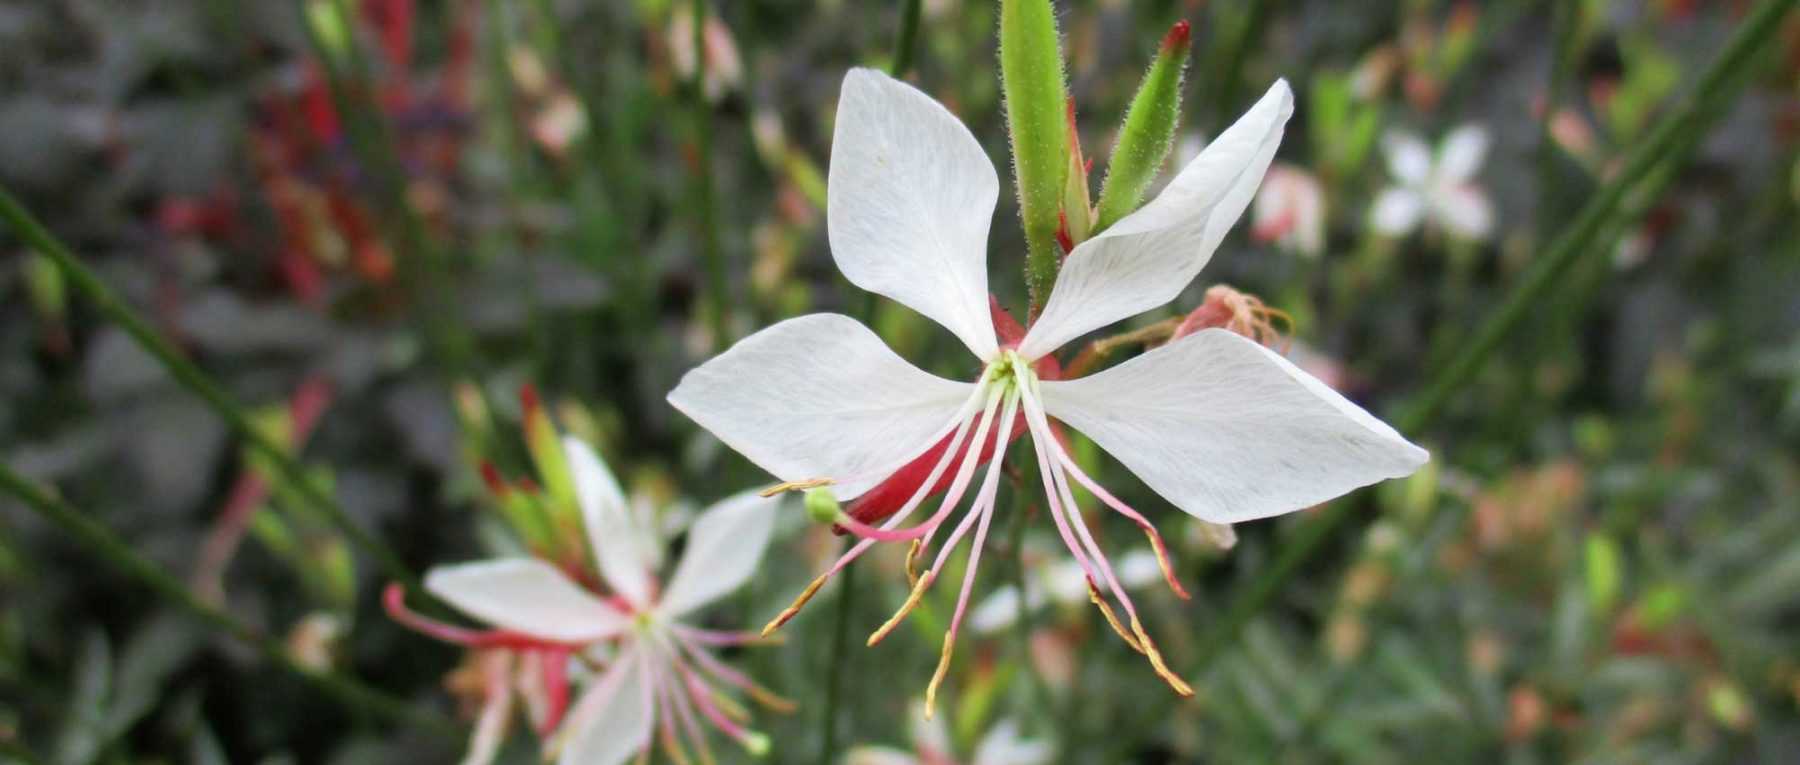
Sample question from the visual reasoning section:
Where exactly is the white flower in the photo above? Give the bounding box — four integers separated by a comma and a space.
1370, 124, 1495, 241
1251, 163, 1327, 257
417, 437, 780, 765
669, 68, 1427, 707
845, 701, 1052, 765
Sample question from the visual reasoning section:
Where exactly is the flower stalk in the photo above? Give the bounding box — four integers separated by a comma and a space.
0, 461, 454, 736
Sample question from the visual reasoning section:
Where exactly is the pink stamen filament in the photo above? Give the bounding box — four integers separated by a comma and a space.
648, 654, 691, 762
1017, 381, 1142, 625
832, 383, 1004, 543
1052, 447, 1189, 599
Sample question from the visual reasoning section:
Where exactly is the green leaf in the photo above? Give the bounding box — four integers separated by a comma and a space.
999, 0, 1071, 310
1095, 20, 1192, 233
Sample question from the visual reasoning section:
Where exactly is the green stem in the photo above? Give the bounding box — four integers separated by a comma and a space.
0, 462, 455, 736
691, 0, 730, 349
890, 0, 923, 77
816, 563, 857, 764
1179, 0, 1793, 714
0, 188, 430, 604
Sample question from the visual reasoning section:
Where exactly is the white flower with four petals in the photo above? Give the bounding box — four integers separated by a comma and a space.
670, 68, 1428, 709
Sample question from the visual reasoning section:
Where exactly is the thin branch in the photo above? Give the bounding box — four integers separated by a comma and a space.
0, 461, 455, 737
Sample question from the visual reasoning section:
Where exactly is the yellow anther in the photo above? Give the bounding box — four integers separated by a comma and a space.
904, 539, 925, 587
868, 571, 936, 646
761, 572, 830, 636
746, 684, 797, 715
1130, 615, 1195, 697
1141, 527, 1191, 600
757, 477, 834, 498
1088, 580, 1143, 654
923, 632, 957, 720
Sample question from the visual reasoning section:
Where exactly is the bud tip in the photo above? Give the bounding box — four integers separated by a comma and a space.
1162, 20, 1191, 52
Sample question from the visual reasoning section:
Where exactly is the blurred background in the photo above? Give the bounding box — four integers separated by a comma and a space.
1, 0, 1797, 762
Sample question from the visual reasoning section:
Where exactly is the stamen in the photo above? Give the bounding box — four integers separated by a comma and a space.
867, 570, 936, 646
1018, 375, 1186, 696
1054, 450, 1190, 600
832, 384, 1005, 543
1087, 579, 1142, 653
925, 450, 1005, 720
904, 538, 924, 586
676, 636, 796, 714
1130, 616, 1195, 697
646, 637, 719, 765
650, 656, 698, 765
870, 389, 1017, 647
757, 477, 833, 497
761, 383, 997, 635
761, 570, 831, 637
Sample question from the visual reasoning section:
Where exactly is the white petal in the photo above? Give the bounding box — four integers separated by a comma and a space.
564, 436, 653, 608
1435, 124, 1490, 184
828, 68, 1000, 360
668, 313, 976, 499
1038, 329, 1429, 524
1369, 187, 1425, 236
973, 720, 1055, 765
1432, 185, 1495, 241
556, 649, 653, 765
1382, 129, 1432, 186
656, 491, 777, 617
1018, 81, 1294, 360
425, 559, 627, 642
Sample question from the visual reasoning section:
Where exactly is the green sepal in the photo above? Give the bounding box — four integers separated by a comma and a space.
1094, 20, 1192, 234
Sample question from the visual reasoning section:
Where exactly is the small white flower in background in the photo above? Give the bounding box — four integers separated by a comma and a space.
668, 4, 743, 103
671, 68, 1427, 712
1251, 163, 1327, 257
845, 701, 1053, 765
1370, 124, 1495, 241
394, 436, 783, 765
968, 549, 1162, 635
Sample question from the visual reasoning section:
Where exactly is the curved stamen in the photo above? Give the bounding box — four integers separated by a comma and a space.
1052, 449, 1190, 600
647, 652, 696, 765
924, 409, 1010, 718
1016, 375, 1194, 696
674, 635, 796, 714
867, 388, 1016, 646
833, 383, 1004, 542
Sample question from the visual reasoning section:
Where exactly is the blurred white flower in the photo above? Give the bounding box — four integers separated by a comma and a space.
1370, 125, 1495, 241
845, 701, 1053, 765
670, 68, 1427, 711
1251, 163, 1327, 257
969, 549, 1163, 634
403, 436, 781, 765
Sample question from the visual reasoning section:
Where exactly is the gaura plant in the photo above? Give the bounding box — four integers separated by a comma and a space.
671, 9, 1428, 715
390, 433, 785, 765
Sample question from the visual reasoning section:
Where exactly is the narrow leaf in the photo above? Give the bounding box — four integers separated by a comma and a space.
1095, 20, 1192, 233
